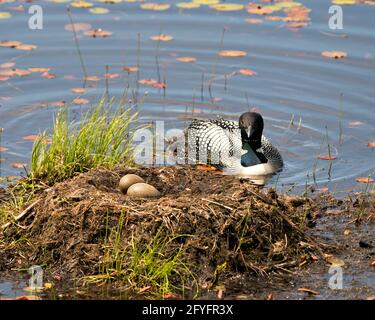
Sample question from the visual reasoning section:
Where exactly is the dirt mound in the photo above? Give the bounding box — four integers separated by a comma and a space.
0, 166, 322, 288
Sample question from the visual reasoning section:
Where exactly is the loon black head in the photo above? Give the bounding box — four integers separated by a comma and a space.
239, 112, 267, 163
239, 112, 264, 147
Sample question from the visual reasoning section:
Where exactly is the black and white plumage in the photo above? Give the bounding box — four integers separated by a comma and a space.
185, 112, 283, 176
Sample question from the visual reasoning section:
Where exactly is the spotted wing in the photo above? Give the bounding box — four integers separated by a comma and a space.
186, 118, 242, 167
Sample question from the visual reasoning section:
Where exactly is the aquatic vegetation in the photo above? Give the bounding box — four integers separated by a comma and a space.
321, 51, 347, 59
150, 34, 174, 42
84, 29, 113, 38
140, 3, 170, 11
30, 97, 138, 184
238, 69, 257, 76
218, 50, 247, 58
176, 56, 197, 63
0, 40, 37, 51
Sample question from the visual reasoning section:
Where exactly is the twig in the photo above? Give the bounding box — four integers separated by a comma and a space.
1, 199, 40, 230
245, 187, 272, 205
201, 198, 233, 211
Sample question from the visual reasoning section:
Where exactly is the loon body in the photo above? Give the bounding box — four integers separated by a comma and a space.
186, 112, 283, 176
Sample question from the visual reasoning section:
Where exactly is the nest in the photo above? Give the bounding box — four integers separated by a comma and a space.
0, 166, 321, 286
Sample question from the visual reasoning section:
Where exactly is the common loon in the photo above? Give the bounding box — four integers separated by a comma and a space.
186, 112, 283, 176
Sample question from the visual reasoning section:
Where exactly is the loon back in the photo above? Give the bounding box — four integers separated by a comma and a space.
186, 116, 283, 175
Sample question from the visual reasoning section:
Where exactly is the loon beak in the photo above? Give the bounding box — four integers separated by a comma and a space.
246, 126, 251, 138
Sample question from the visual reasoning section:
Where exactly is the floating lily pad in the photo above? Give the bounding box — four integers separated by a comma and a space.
140, 3, 170, 11
238, 69, 257, 76
176, 56, 197, 63
150, 34, 173, 41
71, 1, 94, 8
321, 51, 347, 59
218, 50, 247, 57
210, 3, 244, 11
89, 7, 110, 14
0, 12, 12, 19
176, 2, 201, 9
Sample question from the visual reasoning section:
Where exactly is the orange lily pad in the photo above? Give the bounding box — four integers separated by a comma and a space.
50, 100, 66, 107
218, 50, 247, 58
176, 56, 197, 63
0, 147, 9, 152
367, 141, 375, 147
41, 72, 56, 79
84, 29, 112, 38
355, 177, 374, 183
287, 22, 308, 28
73, 98, 90, 105
29, 67, 50, 73
23, 135, 40, 141
64, 22, 92, 32
266, 16, 287, 21
0, 40, 22, 48
71, 1, 94, 8
321, 51, 347, 59
140, 3, 170, 11
152, 82, 167, 89
85, 75, 101, 81
1, 68, 32, 77
0, 76, 9, 81
104, 73, 120, 79
12, 162, 27, 169
247, 6, 273, 15
8, 5, 25, 12
150, 34, 173, 42
123, 66, 139, 73
0, 62, 15, 68
138, 79, 158, 85
244, 18, 263, 24
210, 3, 244, 11
15, 44, 37, 51
318, 154, 337, 160
71, 87, 87, 94
239, 69, 257, 76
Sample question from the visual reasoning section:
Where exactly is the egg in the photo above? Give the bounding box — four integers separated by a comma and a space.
127, 183, 161, 198
119, 174, 144, 194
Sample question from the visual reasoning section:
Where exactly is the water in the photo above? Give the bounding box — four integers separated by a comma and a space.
0, 276, 28, 299
0, 0, 375, 299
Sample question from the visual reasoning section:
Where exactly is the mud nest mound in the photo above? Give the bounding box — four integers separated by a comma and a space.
0, 166, 322, 285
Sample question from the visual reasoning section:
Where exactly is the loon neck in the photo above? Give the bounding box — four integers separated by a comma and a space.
242, 140, 268, 164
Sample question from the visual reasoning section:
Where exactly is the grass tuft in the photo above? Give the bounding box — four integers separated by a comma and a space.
84, 210, 195, 298
30, 97, 137, 184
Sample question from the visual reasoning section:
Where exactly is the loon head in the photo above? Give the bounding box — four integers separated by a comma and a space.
239, 112, 267, 163
239, 112, 264, 148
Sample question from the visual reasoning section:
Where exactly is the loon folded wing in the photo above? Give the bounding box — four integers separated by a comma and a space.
260, 136, 284, 168
186, 119, 242, 167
